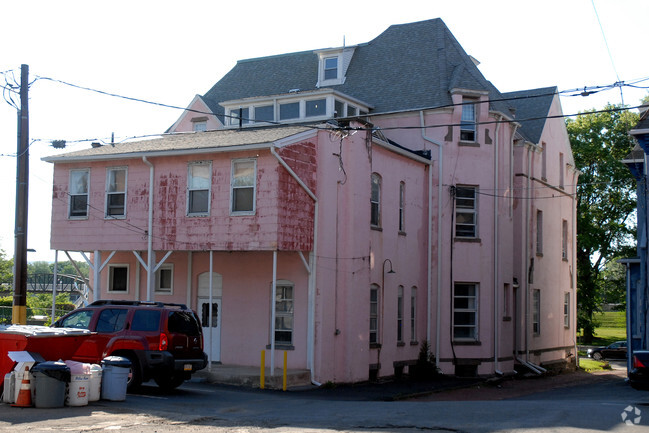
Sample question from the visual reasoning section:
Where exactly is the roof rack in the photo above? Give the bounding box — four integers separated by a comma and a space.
88, 300, 188, 310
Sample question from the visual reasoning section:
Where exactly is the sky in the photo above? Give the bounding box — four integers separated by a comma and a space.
1, 0, 648, 263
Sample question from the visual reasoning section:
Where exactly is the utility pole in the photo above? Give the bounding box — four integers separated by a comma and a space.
13, 64, 29, 325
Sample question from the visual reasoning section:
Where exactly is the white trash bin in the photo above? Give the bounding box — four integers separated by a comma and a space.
88, 364, 102, 402
67, 373, 90, 406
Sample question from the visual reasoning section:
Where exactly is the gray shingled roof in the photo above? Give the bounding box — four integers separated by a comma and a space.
503, 87, 558, 144
43, 126, 313, 162
203, 19, 509, 118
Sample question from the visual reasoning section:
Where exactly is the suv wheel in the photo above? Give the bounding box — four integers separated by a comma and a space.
154, 374, 185, 390
123, 353, 143, 390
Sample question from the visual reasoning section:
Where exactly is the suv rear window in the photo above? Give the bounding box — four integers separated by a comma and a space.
131, 310, 161, 332
168, 311, 200, 336
96, 309, 128, 333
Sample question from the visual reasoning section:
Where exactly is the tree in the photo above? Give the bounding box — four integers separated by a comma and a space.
0, 250, 12, 286
567, 104, 639, 343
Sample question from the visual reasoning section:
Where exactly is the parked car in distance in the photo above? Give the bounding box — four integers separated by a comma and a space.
587, 340, 627, 361
53, 300, 207, 390
629, 351, 649, 390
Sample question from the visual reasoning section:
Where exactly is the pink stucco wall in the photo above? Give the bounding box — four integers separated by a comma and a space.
47, 96, 576, 382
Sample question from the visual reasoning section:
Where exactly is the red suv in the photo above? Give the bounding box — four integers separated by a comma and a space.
53, 300, 207, 390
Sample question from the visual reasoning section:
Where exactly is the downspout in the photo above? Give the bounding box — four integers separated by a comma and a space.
571, 167, 579, 369
524, 145, 532, 362
142, 156, 155, 301
270, 146, 319, 385
420, 111, 442, 363
493, 115, 502, 375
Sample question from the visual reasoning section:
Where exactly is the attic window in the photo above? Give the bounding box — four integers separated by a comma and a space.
324, 57, 338, 80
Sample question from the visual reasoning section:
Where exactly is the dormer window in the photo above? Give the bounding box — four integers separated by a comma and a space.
316, 47, 354, 87
324, 57, 338, 80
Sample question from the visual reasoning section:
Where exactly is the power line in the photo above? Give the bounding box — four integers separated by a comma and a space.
591, 0, 624, 104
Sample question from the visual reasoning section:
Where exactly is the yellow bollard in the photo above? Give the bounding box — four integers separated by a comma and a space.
283, 351, 287, 391
260, 350, 265, 390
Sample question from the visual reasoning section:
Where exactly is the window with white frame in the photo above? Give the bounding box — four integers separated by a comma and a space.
533, 289, 541, 335
536, 210, 543, 255
370, 284, 380, 345
397, 285, 404, 343
564, 292, 570, 328
69, 169, 89, 218
399, 181, 405, 233
155, 265, 173, 294
193, 121, 207, 132
453, 283, 478, 341
541, 142, 547, 180
274, 282, 294, 345
323, 56, 338, 80
455, 186, 477, 238
460, 98, 477, 141
254, 105, 274, 123
371, 173, 381, 228
410, 286, 417, 343
187, 161, 211, 215
231, 159, 256, 213
106, 167, 127, 218
229, 107, 250, 126
305, 99, 326, 117
108, 265, 128, 293
562, 219, 568, 260
279, 102, 300, 120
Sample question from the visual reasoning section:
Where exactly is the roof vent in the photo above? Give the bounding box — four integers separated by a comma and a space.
288, 88, 300, 93
91, 142, 102, 148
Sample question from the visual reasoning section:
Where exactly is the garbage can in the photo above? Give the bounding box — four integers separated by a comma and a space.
100, 356, 131, 401
64, 360, 90, 406
88, 364, 102, 402
31, 361, 70, 408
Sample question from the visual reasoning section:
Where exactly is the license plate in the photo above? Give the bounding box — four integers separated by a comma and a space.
184, 364, 192, 371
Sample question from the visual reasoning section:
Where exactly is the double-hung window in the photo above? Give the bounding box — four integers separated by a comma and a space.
106, 167, 127, 218
187, 162, 211, 215
399, 182, 405, 233
69, 169, 89, 218
453, 283, 478, 341
324, 57, 338, 80
231, 159, 256, 214
536, 210, 544, 255
455, 186, 477, 238
370, 284, 380, 345
108, 265, 128, 293
371, 173, 381, 228
397, 285, 404, 343
274, 282, 294, 345
460, 98, 477, 141
562, 219, 568, 260
564, 292, 570, 328
410, 287, 417, 343
533, 289, 541, 335
155, 264, 173, 294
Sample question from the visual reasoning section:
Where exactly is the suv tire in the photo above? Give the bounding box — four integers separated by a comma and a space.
124, 353, 143, 390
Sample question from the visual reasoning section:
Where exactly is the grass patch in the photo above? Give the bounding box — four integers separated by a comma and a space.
579, 358, 612, 372
595, 311, 626, 328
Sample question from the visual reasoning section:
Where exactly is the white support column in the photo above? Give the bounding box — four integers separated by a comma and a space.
52, 250, 58, 320
93, 250, 101, 302
270, 250, 278, 376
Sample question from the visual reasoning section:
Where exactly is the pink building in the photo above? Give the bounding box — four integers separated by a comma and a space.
44, 19, 577, 382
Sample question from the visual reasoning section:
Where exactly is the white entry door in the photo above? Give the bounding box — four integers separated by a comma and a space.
199, 297, 222, 363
